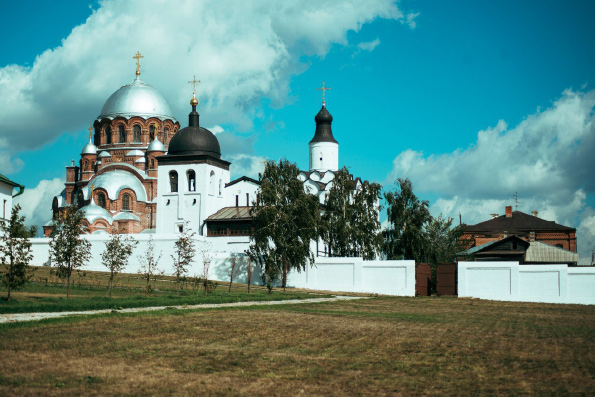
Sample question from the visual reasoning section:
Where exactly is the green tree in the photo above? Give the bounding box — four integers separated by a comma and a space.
0, 205, 35, 301
425, 215, 465, 265
248, 159, 320, 291
321, 167, 382, 259
101, 232, 138, 298
383, 178, 431, 261
172, 224, 195, 295
49, 206, 91, 298
138, 235, 162, 297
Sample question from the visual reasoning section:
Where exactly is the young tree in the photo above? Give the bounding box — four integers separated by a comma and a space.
201, 241, 212, 296
49, 206, 92, 298
138, 235, 162, 297
101, 232, 138, 298
383, 178, 431, 261
321, 167, 382, 259
0, 205, 35, 301
245, 255, 253, 294
172, 224, 195, 295
248, 159, 320, 291
228, 253, 240, 292
424, 215, 465, 289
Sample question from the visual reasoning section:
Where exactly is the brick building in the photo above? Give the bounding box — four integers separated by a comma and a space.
460, 205, 577, 252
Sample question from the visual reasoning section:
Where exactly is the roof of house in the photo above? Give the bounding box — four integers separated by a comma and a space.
225, 176, 260, 188
0, 174, 21, 188
465, 210, 575, 233
525, 241, 579, 264
206, 206, 253, 222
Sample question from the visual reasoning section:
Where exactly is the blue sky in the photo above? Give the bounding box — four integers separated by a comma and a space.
1, 0, 594, 262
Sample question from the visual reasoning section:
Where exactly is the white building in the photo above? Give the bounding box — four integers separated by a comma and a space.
0, 174, 24, 222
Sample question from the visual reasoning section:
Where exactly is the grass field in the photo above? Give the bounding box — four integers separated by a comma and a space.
0, 295, 593, 395
0, 266, 326, 314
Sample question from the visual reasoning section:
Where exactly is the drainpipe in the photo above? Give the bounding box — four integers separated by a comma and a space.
12, 185, 25, 198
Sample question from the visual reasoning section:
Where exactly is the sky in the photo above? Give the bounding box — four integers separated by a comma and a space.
1, 0, 594, 264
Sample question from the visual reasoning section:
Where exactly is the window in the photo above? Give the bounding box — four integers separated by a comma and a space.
84, 160, 88, 171
187, 170, 196, 191
133, 125, 141, 142
246, 193, 249, 206
118, 125, 125, 143
122, 193, 131, 211
105, 125, 111, 144
92, 161, 95, 171
170, 171, 178, 192
177, 224, 184, 233
97, 193, 106, 209
163, 127, 169, 144
235, 195, 239, 207
149, 125, 155, 140
150, 158, 155, 169
210, 170, 215, 194
208, 224, 227, 236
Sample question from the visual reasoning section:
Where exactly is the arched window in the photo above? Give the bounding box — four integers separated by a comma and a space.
105, 125, 111, 144
163, 127, 169, 144
122, 193, 131, 211
97, 193, 106, 209
210, 170, 215, 194
133, 125, 141, 143
84, 160, 88, 171
92, 161, 96, 171
150, 158, 155, 169
170, 171, 178, 193
149, 125, 155, 141
187, 170, 196, 191
118, 125, 126, 143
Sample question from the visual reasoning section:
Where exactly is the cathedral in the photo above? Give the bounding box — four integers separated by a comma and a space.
44, 55, 349, 239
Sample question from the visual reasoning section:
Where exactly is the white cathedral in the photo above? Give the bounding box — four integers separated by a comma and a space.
45, 58, 363, 245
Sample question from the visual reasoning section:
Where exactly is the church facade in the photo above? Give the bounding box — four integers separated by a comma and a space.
45, 58, 349, 241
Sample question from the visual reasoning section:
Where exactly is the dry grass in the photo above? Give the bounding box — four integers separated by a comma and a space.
0, 297, 594, 395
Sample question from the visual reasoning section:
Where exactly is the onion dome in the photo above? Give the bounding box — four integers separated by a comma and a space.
147, 137, 165, 152
310, 104, 338, 144
167, 99, 221, 158
81, 139, 97, 155
98, 76, 177, 121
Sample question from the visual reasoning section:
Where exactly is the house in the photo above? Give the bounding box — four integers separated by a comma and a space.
0, 174, 24, 222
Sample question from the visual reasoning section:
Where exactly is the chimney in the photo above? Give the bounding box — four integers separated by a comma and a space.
531, 210, 538, 217
505, 206, 512, 218
491, 213, 499, 219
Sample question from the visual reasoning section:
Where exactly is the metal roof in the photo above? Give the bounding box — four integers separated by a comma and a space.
206, 206, 253, 221
525, 241, 579, 264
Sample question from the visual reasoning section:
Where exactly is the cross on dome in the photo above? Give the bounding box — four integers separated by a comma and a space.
88, 125, 93, 140
133, 51, 144, 76
188, 75, 201, 106
316, 81, 332, 106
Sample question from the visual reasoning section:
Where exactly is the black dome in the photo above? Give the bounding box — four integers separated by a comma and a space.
167, 106, 221, 158
310, 105, 338, 144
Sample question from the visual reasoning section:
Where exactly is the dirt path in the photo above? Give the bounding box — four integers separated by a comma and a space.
0, 296, 366, 324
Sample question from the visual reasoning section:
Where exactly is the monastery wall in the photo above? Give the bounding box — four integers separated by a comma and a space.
458, 261, 595, 305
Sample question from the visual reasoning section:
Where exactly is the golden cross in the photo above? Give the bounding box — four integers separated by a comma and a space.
133, 51, 144, 76
188, 75, 200, 95
316, 81, 332, 104
88, 125, 93, 140
90, 184, 96, 194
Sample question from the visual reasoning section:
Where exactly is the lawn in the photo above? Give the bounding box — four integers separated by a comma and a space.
0, 296, 593, 395
0, 267, 326, 314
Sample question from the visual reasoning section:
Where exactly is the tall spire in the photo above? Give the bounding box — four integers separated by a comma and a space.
316, 81, 332, 107
132, 51, 144, 76
187, 75, 201, 126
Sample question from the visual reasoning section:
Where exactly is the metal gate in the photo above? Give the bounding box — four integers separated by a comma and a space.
436, 263, 457, 296
415, 262, 431, 296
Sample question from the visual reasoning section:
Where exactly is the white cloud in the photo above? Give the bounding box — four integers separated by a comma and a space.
0, 0, 406, 153
403, 11, 420, 29
228, 154, 266, 180
357, 38, 381, 53
387, 88, 595, 263
14, 178, 65, 234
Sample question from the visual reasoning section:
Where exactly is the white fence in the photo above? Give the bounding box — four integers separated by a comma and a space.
29, 236, 415, 295
288, 257, 415, 296
458, 261, 595, 305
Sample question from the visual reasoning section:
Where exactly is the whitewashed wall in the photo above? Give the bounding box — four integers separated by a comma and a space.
458, 261, 595, 305
287, 257, 415, 296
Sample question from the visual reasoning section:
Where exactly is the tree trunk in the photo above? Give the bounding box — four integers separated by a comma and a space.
247, 258, 252, 294
109, 273, 113, 299
281, 257, 288, 291
145, 276, 149, 298
67, 273, 71, 298
7, 257, 13, 302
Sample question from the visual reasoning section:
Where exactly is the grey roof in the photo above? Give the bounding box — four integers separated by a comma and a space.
98, 76, 177, 121
98, 151, 112, 158
525, 241, 579, 263
167, 105, 220, 158
206, 206, 253, 221
126, 149, 144, 157
147, 138, 165, 152
310, 105, 338, 144
85, 170, 148, 202
113, 212, 141, 221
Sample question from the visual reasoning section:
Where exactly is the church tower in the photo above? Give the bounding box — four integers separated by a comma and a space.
155, 78, 230, 235
309, 82, 338, 172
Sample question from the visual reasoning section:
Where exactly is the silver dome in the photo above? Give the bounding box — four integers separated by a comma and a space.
81, 139, 97, 155
85, 170, 148, 202
147, 138, 165, 152
98, 77, 177, 121
80, 199, 114, 225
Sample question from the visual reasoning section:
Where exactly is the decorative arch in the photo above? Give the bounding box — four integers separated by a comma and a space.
97, 192, 107, 209
187, 170, 196, 192
122, 193, 132, 211
118, 125, 126, 143
133, 125, 141, 143
105, 125, 112, 144
149, 125, 155, 141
